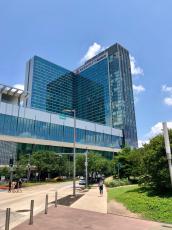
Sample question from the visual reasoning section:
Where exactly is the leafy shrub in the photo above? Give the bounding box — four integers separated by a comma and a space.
105, 178, 131, 187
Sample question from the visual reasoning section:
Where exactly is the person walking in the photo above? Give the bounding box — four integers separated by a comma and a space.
98, 179, 104, 195
18, 178, 22, 192
8, 180, 12, 192
15, 180, 19, 192
12, 181, 16, 192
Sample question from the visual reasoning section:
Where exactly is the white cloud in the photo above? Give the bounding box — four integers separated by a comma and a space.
164, 97, 172, 106
81, 45, 144, 77
13, 84, 24, 90
162, 84, 172, 94
161, 84, 172, 106
146, 121, 172, 139
80, 42, 104, 64
147, 122, 163, 138
133, 84, 145, 103
130, 55, 144, 76
138, 139, 149, 148
138, 121, 172, 148
133, 84, 145, 94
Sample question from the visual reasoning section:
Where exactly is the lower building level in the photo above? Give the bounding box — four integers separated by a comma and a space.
0, 102, 123, 165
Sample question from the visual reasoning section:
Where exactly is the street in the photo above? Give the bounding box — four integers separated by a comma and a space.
0, 181, 73, 230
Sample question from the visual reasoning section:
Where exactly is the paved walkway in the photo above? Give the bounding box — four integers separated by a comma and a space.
71, 185, 107, 213
13, 205, 170, 230
12, 185, 172, 230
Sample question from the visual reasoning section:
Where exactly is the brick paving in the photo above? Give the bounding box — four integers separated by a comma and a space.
13, 205, 166, 230
6, 185, 172, 230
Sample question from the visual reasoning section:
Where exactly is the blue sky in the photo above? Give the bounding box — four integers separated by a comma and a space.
0, 0, 172, 146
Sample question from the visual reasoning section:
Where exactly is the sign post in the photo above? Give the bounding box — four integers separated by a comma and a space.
59, 114, 66, 120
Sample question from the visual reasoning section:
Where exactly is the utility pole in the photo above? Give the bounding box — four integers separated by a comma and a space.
9, 156, 14, 183
162, 122, 172, 187
63, 109, 76, 196
27, 153, 31, 182
73, 109, 76, 196
85, 150, 88, 188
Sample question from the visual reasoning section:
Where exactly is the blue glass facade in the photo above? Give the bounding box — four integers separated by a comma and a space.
25, 56, 73, 112
25, 56, 109, 125
0, 113, 121, 148
108, 44, 137, 147
25, 43, 137, 148
16, 143, 114, 160
77, 44, 138, 148
0, 141, 17, 165
76, 59, 110, 125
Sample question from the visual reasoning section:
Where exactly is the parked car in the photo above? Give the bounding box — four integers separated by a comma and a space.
79, 177, 86, 185
21, 178, 28, 182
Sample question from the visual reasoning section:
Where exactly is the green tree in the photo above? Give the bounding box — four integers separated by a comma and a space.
14, 165, 27, 179
17, 151, 70, 180
76, 152, 113, 177
76, 154, 85, 176
31, 151, 64, 179
0, 166, 9, 179
141, 132, 171, 191
113, 130, 172, 192
127, 148, 144, 178
113, 147, 143, 179
113, 147, 131, 178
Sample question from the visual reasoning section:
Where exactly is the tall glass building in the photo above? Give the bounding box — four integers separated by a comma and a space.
75, 44, 137, 147
25, 43, 137, 148
25, 56, 74, 112
76, 44, 138, 147
0, 43, 137, 165
25, 56, 106, 125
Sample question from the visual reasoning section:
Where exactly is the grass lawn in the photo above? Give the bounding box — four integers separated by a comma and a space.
108, 185, 172, 224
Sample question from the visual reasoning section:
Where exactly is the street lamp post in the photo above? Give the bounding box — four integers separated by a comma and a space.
63, 109, 76, 196
9, 156, 14, 183
27, 153, 31, 182
85, 149, 88, 188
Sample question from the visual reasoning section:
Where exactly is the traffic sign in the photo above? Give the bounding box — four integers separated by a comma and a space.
59, 114, 66, 120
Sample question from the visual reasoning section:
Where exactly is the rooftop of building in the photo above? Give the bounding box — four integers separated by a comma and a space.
75, 43, 129, 73
0, 83, 29, 105
0, 83, 28, 97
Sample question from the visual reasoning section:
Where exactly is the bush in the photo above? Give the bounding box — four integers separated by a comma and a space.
141, 132, 172, 192
112, 130, 172, 192
105, 178, 131, 187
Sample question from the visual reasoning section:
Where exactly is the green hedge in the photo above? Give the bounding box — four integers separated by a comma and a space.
105, 178, 131, 187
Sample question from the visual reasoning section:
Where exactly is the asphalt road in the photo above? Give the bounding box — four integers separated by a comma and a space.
0, 181, 73, 230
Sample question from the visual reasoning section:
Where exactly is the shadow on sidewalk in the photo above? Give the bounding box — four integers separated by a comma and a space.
51, 194, 84, 206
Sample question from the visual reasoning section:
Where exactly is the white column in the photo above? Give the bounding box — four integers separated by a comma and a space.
162, 122, 172, 187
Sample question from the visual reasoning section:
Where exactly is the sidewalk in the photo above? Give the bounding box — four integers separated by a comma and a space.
71, 185, 107, 213
11, 185, 172, 230
13, 205, 167, 230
